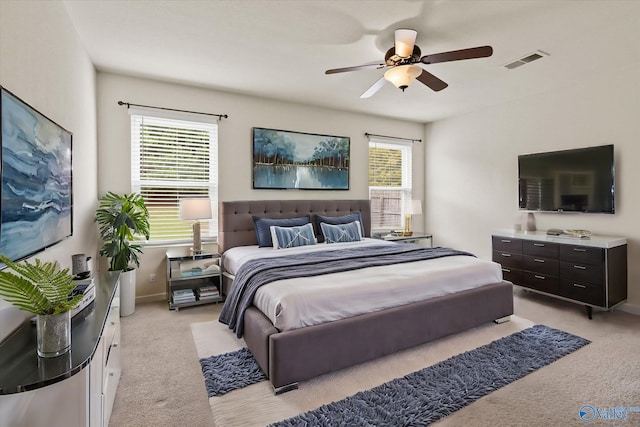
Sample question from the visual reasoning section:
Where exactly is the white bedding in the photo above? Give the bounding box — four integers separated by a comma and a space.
223, 240, 503, 332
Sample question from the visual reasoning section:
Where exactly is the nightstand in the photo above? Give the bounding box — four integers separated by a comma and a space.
166, 252, 222, 311
380, 233, 433, 247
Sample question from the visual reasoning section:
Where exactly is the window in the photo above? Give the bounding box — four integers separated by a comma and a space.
130, 108, 218, 243
368, 139, 412, 230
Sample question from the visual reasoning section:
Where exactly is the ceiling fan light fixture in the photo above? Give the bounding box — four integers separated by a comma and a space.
394, 29, 417, 58
384, 65, 422, 91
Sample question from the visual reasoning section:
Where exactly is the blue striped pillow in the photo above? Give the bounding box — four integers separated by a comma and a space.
253, 215, 311, 247
315, 212, 364, 243
270, 223, 317, 249
320, 221, 363, 244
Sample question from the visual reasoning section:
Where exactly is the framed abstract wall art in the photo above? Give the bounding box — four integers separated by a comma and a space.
252, 127, 350, 190
0, 86, 73, 262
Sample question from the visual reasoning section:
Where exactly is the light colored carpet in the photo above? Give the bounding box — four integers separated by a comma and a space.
109, 290, 640, 426
191, 315, 536, 426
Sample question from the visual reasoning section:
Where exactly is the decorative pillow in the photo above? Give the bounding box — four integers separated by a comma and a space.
314, 212, 365, 243
270, 223, 317, 249
320, 221, 363, 244
253, 215, 311, 247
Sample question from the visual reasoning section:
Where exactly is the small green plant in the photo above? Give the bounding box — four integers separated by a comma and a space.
0, 255, 82, 315
95, 192, 150, 271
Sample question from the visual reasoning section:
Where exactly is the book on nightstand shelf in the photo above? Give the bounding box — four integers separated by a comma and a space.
172, 289, 196, 303
196, 285, 220, 300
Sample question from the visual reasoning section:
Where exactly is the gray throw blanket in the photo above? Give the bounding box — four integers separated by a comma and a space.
219, 245, 474, 337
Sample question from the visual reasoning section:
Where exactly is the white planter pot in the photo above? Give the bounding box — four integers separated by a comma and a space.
119, 268, 136, 317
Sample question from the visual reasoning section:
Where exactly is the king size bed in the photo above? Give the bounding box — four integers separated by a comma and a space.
218, 199, 513, 393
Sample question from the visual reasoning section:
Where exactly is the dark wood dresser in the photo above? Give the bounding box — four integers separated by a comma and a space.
492, 230, 627, 318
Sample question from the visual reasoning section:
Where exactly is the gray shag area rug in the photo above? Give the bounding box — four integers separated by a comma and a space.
200, 347, 266, 396
268, 324, 590, 426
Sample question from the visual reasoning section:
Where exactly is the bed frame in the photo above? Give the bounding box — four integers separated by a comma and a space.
219, 199, 514, 393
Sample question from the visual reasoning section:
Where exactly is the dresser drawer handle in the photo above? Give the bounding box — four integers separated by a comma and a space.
573, 265, 587, 270
534, 259, 545, 263
573, 283, 587, 289
501, 253, 511, 257
534, 275, 545, 280
533, 243, 545, 247
573, 248, 587, 252
501, 239, 512, 243
502, 268, 511, 273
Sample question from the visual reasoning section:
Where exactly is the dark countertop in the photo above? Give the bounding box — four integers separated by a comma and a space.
0, 271, 120, 395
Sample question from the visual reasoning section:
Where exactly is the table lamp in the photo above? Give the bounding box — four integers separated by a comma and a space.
404, 200, 422, 236
179, 197, 212, 254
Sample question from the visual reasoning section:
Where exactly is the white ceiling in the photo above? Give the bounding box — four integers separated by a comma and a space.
63, 0, 640, 123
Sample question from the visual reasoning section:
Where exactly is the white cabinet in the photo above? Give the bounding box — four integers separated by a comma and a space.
0, 273, 121, 427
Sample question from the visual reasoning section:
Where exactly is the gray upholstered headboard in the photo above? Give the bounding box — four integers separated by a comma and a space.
218, 199, 371, 253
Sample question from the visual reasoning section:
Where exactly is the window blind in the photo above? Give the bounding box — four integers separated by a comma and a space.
130, 110, 218, 243
368, 139, 412, 230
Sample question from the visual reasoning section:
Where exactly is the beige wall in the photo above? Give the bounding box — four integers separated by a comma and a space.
97, 72, 425, 301
0, 1, 98, 340
425, 61, 640, 314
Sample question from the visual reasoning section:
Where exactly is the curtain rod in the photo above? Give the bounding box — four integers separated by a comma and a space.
364, 132, 421, 143
117, 101, 228, 120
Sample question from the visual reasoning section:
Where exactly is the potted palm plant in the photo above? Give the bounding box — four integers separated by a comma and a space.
95, 192, 150, 316
0, 255, 82, 357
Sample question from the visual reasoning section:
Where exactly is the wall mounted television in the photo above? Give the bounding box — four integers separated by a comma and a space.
518, 144, 614, 213
0, 86, 73, 262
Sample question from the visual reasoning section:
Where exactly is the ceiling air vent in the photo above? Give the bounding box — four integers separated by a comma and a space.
503, 50, 548, 70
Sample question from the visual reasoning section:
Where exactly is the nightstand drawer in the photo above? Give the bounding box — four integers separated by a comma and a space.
560, 244, 603, 265
523, 255, 559, 276
521, 270, 560, 294
560, 279, 604, 306
523, 240, 558, 258
492, 236, 522, 254
560, 261, 604, 286
492, 251, 522, 270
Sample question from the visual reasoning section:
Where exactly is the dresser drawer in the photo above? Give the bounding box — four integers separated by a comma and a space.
523, 255, 559, 277
492, 251, 522, 270
559, 244, 603, 265
560, 261, 604, 286
559, 278, 604, 306
500, 266, 522, 284
521, 270, 560, 294
523, 240, 559, 258
492, 236, 522, 254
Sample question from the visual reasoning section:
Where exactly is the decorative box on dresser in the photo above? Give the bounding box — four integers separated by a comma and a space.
0, 271, 121, 427
492, 230, 627, 319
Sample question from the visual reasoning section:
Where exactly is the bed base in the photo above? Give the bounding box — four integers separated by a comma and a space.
242, 280, 514, 392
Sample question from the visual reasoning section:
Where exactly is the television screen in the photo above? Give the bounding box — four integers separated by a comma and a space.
518, 145, 614, 213
0, 87, 73, 261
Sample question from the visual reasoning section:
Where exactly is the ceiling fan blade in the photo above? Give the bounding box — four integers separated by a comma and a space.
360, 77, 386, 98
395, 28, 417, 58
416, 70, 448, 92
325, 63, 386, 74
420, 46, 493, 65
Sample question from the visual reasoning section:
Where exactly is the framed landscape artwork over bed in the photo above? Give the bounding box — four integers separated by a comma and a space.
0, 86, 73, 262
252, 127, 350, 190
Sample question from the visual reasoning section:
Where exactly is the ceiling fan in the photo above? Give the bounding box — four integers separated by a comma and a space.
325, 29, 493, 98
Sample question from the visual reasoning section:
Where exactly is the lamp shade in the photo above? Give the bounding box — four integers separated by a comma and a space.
179, 197, 212, 221
408, 200, 423, 215
384, 65, 422, 90
394, 29, 417, 58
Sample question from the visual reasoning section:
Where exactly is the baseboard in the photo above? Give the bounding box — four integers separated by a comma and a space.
136, 293, 167, 304
618, 302, 640, 316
